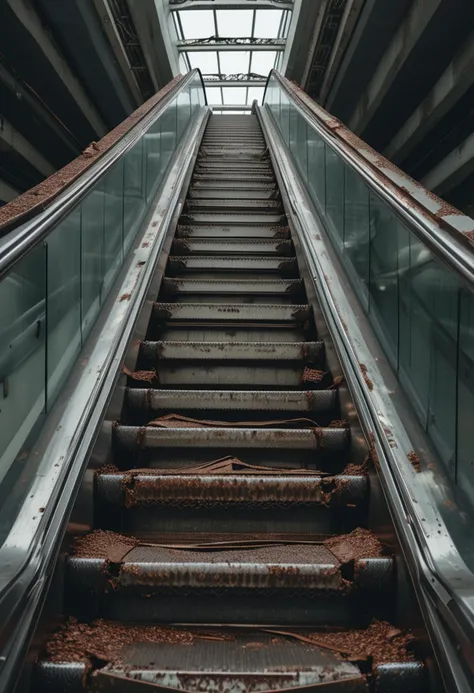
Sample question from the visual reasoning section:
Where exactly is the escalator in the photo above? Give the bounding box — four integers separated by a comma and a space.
1, 70, 474, 693
30, 114, 425, 692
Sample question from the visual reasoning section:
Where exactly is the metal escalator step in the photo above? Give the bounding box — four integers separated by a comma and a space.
157, 327, 308, 342
130, 364, 318, 388
151, 302, 310, 324
125, 388, 337, 417
35, 629, 424, 693
188, 187, 278, 199
181, 212, 286, 225
140, 340, 324, 363
67, 540, 388, 593
193, 173, 275, 183
195, 161, 273, 170
97, 470, 367, 508
161, 278, 301, 296
66, 538, 392, 623
113, 426, 348, 454
201, 141, 265, 148
185, 199, 282, 212
175, 224, 289, 238
199, 150, 267, 161
171, 238, 292, 256
96, 470, 367, 534
167, 255, 298, 276
94, 635, 369, 692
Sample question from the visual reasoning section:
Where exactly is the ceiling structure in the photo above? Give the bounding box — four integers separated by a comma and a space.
169, 0, 294, 112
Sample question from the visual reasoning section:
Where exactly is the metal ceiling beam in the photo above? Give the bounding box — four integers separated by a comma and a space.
177, 38, 286, 51
6, 0, 107, 137
0, 61, 81, 158
384, 38, 474, 165
0, 179, 19, 204
205, 79, 266, 86
91, 0, 142, 106
0, 117, 55, 178
347, 0, 443, 135
170, 1, 293, 10
422, 130, 474, 196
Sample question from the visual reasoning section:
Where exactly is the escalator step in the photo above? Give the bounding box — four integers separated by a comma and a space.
151, 302, 309, 323
161, 277, 300, 296
124, 388, 337, 417
170, 238, 293, 255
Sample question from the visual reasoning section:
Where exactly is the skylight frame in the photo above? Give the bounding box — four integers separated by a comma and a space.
170, 1, 293, 108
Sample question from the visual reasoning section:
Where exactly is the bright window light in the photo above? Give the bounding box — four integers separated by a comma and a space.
205, 87, 223, 105
251, 51, 277, 76
247, 86, 265, 105
174, 6, 293, 111
188, 51, 219, 73
216, 10, 253, 37
179, 10, 215, 39
254, 10, 283, 38
219, 51, 251, 74
222, 87, 247, 104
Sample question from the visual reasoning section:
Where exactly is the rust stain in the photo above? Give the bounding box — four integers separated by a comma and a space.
359, 363, 374, 391
407, 451, 422, 473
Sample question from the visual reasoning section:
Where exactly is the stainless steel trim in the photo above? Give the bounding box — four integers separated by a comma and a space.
263, 70, 474, 288
0, 69, 207, 281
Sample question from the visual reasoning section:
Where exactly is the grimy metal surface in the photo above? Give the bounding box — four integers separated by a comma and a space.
32, 114, 430, 693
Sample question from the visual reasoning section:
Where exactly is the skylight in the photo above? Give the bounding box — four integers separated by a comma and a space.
170, 1, 293, 110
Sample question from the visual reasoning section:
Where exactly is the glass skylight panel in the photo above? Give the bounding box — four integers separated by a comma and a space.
254, 10, 283, 39
219, 51, 251, 75
251, 51, 277, 76
216, 10, 253, 38
174, 5, 293, 111
179, 10, 214, 39
188, 51, 219, 74
247, 86, 265, 105
205, 87, 223, 105
222, 87, 247, 104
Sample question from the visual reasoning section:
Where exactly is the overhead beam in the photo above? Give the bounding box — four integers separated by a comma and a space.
0, 61, 80, 159
0, 118, 55, 178
91, 0, 143, 106
323, 0, 412, 121
318, 0, 365, 102
348, 0, 443, 135
422, 131, 474, 195
7, 0, 107, 137
205, 80, 266, 87
384, 38, 474, 164
127, 0, 180, 89
300, 0, 328, 88
170, 1, 293, 9
0, 179, 19, 204
178, 39, 286, 51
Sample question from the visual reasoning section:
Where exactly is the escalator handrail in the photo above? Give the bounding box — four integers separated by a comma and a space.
0, 68, 207, 283
263, 69, 474, 289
